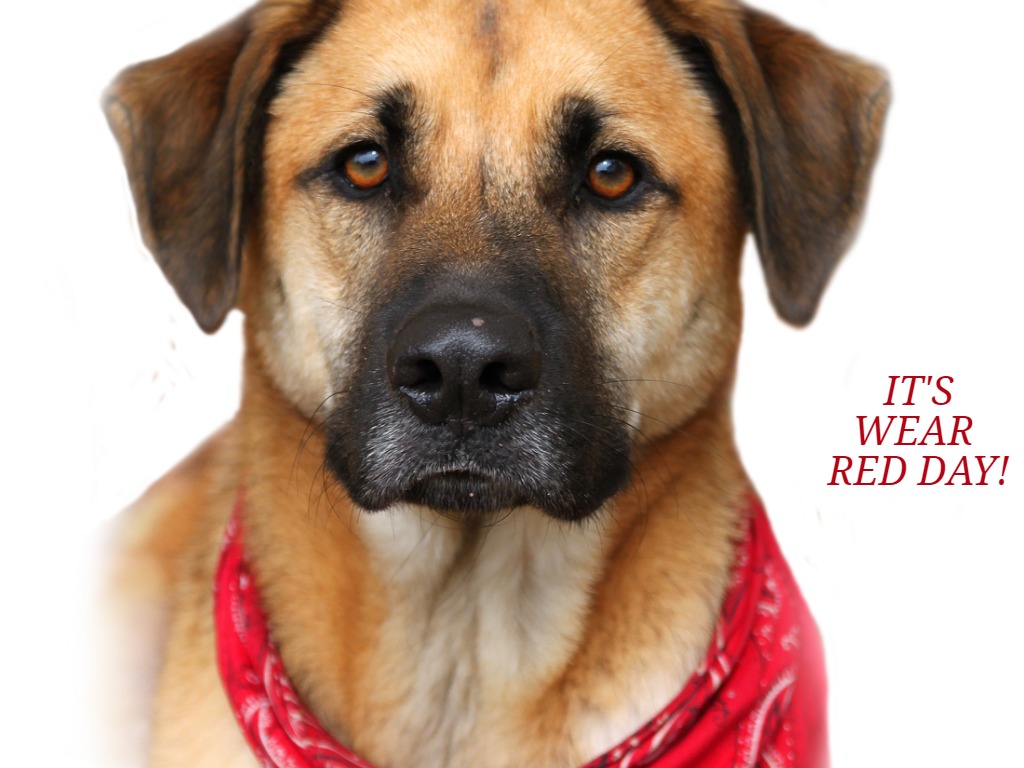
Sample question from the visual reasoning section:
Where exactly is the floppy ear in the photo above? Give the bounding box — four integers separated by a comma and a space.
656, 2, 890, 325
103, 2, 340, 332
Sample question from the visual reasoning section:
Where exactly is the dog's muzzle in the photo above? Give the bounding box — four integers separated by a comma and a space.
325, 268, 630, 521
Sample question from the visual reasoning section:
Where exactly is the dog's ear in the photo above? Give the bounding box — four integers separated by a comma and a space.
657, 3, 890, 325
103, 3, 339, 332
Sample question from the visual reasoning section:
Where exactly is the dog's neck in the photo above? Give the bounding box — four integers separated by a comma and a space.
357, 500, 608, 683
235, 352, 747, 767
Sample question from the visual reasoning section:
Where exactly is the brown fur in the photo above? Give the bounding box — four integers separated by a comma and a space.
104, 0, 888, 765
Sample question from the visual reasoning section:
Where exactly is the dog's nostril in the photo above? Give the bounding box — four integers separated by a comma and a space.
480, 357, 541, 395
481, 361, 513, 395
395, 358, 444, 393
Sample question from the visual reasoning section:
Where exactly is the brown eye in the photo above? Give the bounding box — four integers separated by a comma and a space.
586, 154, 637, 200
339, 144, 389, 191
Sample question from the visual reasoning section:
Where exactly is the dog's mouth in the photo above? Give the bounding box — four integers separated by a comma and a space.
340, 443, 579, 518
402, 467, 530, 516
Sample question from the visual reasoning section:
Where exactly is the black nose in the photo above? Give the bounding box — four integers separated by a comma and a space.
388, 305, 542, 430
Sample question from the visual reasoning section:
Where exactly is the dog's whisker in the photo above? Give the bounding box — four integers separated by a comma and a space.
317, 297, 370, 317
303, 81, 377, 100
294, 393, 346, 466
312, 109, 379, 120
600, 377, 701, 391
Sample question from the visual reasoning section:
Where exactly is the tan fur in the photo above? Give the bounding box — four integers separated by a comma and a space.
103, 0, 888, 765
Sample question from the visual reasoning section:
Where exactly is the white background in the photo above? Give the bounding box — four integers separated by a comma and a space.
2, 0, 1022, 764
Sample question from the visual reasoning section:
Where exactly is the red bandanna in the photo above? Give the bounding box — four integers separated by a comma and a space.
215, 495, 828, 768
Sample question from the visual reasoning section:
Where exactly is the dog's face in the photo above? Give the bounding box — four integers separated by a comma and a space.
105, 0, 888, 521
255, 0, 743, 519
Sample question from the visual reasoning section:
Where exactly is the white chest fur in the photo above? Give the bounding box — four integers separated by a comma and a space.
356, 505, 615, 765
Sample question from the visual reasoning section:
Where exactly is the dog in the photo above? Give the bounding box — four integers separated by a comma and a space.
102, 0, 888, 765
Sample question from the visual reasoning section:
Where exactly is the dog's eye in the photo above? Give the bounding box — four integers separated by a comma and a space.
335, 143, 389, 192
586, 154, 638, 201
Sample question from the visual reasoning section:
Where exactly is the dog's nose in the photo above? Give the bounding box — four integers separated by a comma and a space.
389, 306, 542, 429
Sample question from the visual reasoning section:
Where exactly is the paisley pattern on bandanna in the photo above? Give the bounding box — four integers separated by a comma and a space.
215, 495, 828, 768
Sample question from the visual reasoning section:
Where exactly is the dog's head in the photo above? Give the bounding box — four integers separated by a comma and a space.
106, 0, 888, 521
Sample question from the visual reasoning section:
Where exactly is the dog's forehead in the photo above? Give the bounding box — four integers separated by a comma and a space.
272, 0, 707, 171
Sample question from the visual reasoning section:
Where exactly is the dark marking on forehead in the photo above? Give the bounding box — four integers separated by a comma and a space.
479, 0, 499, 37
530, 96, 607, 214
373, 84, 424, 206
375, 84, 416, 150
478, 0, 501, 80
556, 96, 606, 164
